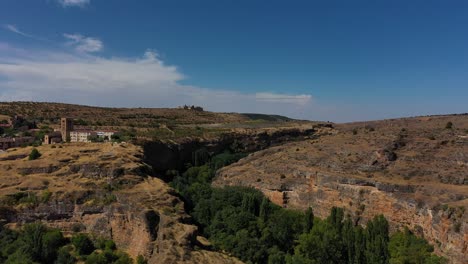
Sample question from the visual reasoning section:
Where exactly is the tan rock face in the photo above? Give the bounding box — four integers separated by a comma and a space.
214, 115, 468, 264
0, 143, 241, 264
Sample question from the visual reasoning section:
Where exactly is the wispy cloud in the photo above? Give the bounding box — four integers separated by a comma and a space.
63, 33, 103, 53
0, 42, 316, 119
3, 24, 52, 43
57, 0, 90, 7
3, 24, 34, 38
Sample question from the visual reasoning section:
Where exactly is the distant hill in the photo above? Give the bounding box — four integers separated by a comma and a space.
0, 102, 313, 141
241, 113, 293, 122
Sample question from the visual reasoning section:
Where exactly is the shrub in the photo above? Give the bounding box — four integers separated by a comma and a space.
445, 121, 453, 129
71, 223, 84, 233
136, 255, 148, 264
28, 148, 41, 160
55, 246, 75, 264
71, 234, 94, 256
41, 190, 52, 203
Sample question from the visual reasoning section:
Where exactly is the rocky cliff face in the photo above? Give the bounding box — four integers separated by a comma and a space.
214, 115, 468, 263
0, 143, 241, 264
142, 125, 331, 178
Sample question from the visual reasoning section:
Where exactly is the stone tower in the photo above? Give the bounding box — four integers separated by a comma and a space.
61, 118, 73, 142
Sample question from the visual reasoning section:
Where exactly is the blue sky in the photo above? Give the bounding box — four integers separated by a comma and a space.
0, 0, 467, 122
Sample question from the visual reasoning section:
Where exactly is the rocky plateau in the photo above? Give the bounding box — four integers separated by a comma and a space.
215, 115, 468, 263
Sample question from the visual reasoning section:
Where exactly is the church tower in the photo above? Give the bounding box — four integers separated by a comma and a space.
61, 118, 73, 142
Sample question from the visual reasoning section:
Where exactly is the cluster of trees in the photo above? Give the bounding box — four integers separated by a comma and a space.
171, 150, 447, 264
0, 223, 142, 264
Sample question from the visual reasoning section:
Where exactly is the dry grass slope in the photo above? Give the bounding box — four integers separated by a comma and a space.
0, 143, 242, 264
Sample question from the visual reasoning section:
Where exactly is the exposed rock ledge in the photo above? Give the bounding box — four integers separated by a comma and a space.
0, 143, 242, 264
214, 138, 467, 264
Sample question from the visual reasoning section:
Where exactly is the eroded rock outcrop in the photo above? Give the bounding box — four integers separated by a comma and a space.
0, 143, 241, 264
214, 115, 468, 263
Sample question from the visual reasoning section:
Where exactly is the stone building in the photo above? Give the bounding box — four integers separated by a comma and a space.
0, 138, 14, 150
60, 118, 73, 142
0, 137, 34, 150
43, 132, 63, 145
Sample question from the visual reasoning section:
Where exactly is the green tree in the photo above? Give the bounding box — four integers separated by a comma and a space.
342, 217, 356, 264
259, 197, 271, 224
327, 207, 344, 233
241, 193, 258, 215
354, 226, 366, 264
304, 207, 314, 233
41, 229, 66, 263
293, 220, 344, 263
366, 215, 390, 264
21, 223, 47, 261
267, 210, 304, 253
267, 246, 286, 264
389, 228, 446, 264
4, 250, 35, 264
71, 234, 95, 256
28, 148, 41, 160
55, 246, 76, 264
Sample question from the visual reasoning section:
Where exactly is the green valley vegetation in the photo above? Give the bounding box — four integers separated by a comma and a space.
171, 150, 447, 264
0, 222, 140, 264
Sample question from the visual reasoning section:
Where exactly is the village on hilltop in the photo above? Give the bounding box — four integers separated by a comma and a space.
44, 118, 118, 145
0, 115, 119, 151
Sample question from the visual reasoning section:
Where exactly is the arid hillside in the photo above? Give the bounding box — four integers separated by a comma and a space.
215, 114, 468, 263
0, 143, 241, 264
0, 102, 311, 140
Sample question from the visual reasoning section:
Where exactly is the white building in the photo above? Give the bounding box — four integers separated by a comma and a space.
96, 130, 117, 140
70, 130, 96, 143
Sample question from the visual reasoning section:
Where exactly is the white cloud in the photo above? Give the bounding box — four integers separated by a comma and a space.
57, 0, 90, 7
64, 33, 103, 53
0, 42, 316, 119
3, 24, 33, 38
2, 24, 52, 43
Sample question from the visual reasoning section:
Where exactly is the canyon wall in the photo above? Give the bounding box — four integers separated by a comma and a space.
214, 116, 468, 263
142, 126, 329, 177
